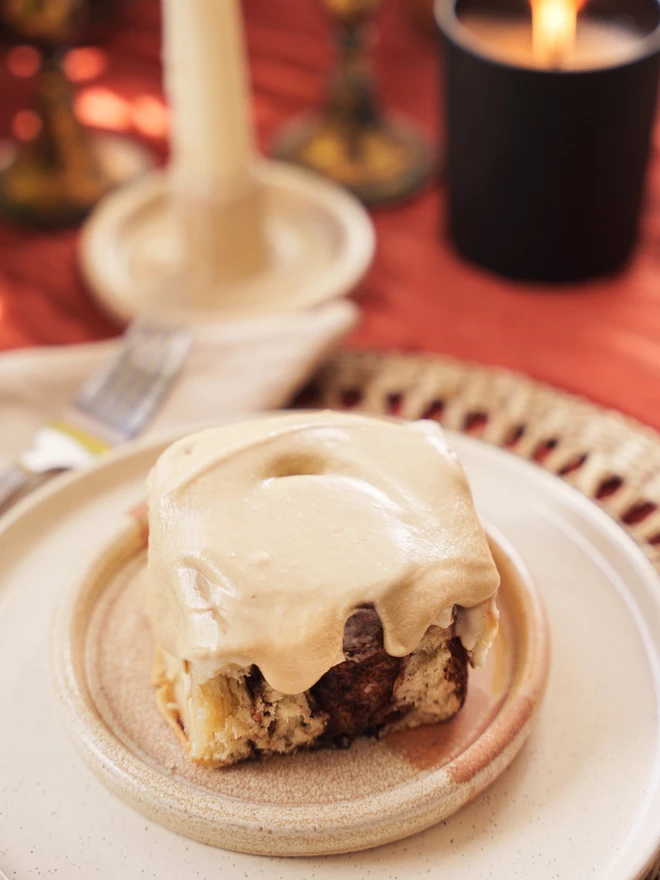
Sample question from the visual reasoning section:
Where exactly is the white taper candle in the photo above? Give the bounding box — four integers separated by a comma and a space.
161, 0, 269, 296
163, 0, 255, 194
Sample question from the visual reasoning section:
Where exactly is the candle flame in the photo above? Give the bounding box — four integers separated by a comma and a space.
531, 0, 585, 67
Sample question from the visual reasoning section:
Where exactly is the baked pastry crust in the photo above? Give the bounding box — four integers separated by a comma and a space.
146, 413, 500, 768
153, 606, 468, 768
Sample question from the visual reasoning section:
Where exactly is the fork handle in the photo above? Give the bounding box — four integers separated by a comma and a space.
0, 463, 48, 516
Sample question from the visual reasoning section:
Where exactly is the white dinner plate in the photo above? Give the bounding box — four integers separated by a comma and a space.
1, 422, 660, 879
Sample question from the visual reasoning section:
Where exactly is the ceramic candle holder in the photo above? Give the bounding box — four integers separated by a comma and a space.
436, 0, 660, 282
81, 0, 375, 322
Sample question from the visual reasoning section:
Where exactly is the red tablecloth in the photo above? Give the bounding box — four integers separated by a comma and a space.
1, 0, 660, 428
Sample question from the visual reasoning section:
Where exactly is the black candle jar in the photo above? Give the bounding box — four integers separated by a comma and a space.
436, 0, 660, 282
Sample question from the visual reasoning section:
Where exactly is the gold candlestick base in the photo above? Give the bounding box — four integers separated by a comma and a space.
271, 0, 435, 207
0, 130, 153, 229
272, 114, 433, 207
0, 0, 152, 228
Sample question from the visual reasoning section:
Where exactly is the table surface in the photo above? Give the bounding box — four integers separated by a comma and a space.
0, 0, 659, 429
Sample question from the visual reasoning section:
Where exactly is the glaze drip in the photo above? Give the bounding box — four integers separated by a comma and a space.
146, 412, 500, 694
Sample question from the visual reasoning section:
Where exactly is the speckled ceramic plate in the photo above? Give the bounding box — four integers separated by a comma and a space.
1, 423, 660, 877
48, 514, 546, 857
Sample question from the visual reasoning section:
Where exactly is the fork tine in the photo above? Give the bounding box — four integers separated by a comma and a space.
75, 317, 164, 408
95, 325, 188, 428
75, 321, 193, 439
118, 329, 194, 436
82, 325, 171, 422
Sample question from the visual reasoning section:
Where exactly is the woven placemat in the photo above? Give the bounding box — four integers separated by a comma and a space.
303, 348, 660, 880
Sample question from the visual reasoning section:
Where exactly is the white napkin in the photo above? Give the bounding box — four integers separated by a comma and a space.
0, 300, 358, 468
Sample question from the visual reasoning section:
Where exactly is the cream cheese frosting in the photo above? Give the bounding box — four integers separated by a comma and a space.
145, 411, 500, 694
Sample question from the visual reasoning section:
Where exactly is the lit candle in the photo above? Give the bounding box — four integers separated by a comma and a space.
459, 5, 643, 70
436, 0, 660, 282
162, 0, 268, 295
531, 0, 580, 66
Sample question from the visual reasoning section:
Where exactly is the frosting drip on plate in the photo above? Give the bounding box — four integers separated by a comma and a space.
146, 411, 500, 694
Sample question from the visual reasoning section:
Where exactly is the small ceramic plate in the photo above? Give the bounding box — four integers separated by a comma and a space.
49, 518, 547, 856
1, 425, 660, 878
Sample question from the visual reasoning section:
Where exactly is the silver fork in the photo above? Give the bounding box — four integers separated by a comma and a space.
0, 316, 194, 514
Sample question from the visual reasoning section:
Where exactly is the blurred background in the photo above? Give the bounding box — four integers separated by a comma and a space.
0, 0, 658, 432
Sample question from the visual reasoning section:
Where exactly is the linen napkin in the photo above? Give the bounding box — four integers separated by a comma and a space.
0, 300, 357, 469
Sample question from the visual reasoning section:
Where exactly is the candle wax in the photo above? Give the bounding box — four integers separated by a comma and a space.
163, 0, 255, 193
161, 0, 269, 295
458, 14, 643, 70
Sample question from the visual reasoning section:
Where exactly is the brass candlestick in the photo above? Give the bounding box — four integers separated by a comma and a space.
0, 0, 151, 228
272, 0, 435, 207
